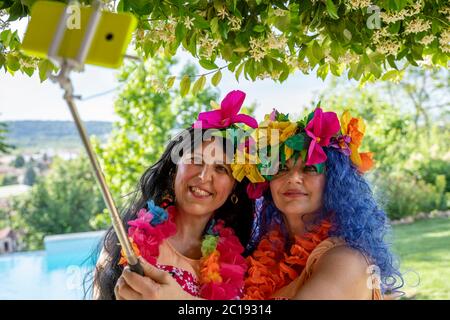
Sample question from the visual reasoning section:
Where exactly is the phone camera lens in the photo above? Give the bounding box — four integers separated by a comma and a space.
105, 33, 114, 41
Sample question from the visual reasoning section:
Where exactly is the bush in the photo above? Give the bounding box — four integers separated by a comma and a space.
1, 173, 18, 186
375, 173, 449, 220
417, 159, 450, 193
11, 156, 106, 250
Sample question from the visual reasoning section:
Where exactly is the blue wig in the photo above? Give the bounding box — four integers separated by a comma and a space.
247, 147, 404, 294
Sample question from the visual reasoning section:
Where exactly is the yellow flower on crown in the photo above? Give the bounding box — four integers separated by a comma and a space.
340, 110, 374, 172
231, 150, 265, 183
253, 115, 298, 150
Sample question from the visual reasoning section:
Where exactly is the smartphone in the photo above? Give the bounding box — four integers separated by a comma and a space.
21, 1, 137, 69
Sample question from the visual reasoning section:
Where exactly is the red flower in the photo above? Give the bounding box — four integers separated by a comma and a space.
193, 90, 258, 129
305, 108, 340, 165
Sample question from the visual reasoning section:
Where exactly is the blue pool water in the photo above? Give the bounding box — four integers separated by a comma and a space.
0, 230, 105, 300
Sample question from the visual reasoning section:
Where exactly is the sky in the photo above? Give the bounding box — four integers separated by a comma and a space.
0, 19, 330, 123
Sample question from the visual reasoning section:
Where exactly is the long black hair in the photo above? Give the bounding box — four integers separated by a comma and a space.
87, 127, 254, 300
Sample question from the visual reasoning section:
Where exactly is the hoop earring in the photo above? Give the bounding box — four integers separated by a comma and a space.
231, 193, 238, 204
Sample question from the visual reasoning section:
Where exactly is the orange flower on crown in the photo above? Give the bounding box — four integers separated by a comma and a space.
340, 111, 374, 172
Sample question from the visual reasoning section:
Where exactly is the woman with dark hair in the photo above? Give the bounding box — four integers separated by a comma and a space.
92, 90, 259, 300
132, 107, 404, 300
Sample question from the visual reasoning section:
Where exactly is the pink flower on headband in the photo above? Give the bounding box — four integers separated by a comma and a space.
193, 90, 258, 129
305, 108, 340, 165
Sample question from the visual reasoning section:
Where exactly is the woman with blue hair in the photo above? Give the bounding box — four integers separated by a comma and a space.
241, 107, 403, 299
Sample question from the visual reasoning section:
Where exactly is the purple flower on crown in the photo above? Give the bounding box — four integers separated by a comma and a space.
330, 135, 351, 156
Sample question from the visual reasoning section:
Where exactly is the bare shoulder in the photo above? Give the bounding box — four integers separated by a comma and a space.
294, 245, 372, 300
315, 245, 370, 275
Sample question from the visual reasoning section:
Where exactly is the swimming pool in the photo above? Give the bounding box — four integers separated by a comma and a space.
0, 230, 105, 300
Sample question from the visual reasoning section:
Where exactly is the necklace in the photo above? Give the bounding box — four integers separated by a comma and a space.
243, 220, 331, 300
119, 200, 247, 300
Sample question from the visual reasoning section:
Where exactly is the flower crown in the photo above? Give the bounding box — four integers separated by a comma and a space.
230, 106, 374, 199
191, 91, 374, 200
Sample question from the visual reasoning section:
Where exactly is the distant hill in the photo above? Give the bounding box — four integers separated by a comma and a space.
4, 121, 113, 150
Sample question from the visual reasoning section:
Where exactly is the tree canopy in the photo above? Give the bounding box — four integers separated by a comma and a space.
0, 0, 448, 90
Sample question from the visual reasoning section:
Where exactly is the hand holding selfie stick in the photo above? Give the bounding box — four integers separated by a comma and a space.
46, 0, 143, 276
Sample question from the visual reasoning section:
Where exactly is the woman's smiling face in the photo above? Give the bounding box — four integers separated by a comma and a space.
270, 157, 325, 217
174, 139, 236, 217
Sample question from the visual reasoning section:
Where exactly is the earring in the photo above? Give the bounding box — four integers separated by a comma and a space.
231, 193, 238, 204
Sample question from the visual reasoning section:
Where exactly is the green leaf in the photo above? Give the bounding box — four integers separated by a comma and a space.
0, 53, 5, 71
369, 62, 382, 78
188, 33, 197, 57
432, 19, 441, 34
180, 75, 191, 97
221, 44, 233, 61
211, 70, 222, 87
326, 0, 339, 20
6, 54, 20, 72
117, 0, 125, 12
129, 0, 153, 16
285, 134, 305, 151
22, 66, 34, 77
314, 163, 325, 174
7, 0, 26, 21
381, 69, 400, 81
199, 59, 218, 70
38, 59, 54, 82
0, 30, 12, 47
192, 75, 206, 96
175, 23, 187, 43
330, 63, 343, 76
387, 55, 398, 69
235, 62, 244, 82
253, 25, 265, 33
312, 41, 323, 61
389, 21, 401, 34
166, 76, 176, 89
210, 17, 220, 36
192, 13, 210, 29
317, 63, 329, 81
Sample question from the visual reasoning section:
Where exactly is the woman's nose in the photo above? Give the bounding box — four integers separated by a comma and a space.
199, 165, 213, 182
287, 171, 304, 184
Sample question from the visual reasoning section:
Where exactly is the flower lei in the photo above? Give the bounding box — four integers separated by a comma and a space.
118, 199, 248, 300
243, 220, 332, 300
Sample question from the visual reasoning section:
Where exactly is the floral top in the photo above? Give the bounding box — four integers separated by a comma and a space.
156, 239, 201, 296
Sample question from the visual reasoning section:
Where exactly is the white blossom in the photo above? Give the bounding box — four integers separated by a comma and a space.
298, 60, 310, 73
184, 16, 195, 30
439, 29, 450, 53
249, 37, 267, 62
376, 39, 401, 56
273, 8, 288, 17
267, 33, 287, 51
338, 51, 359, 64
199, 34, 221, 59
420, 34, 435, 46
217, 7, 229, 20
228, 16, 242, 31
404, 18, 431, 35
347, 0, 372, 10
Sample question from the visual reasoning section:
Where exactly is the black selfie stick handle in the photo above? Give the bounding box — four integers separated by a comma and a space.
129, 260, 145, 276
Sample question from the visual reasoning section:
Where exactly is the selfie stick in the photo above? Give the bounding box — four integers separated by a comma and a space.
46, 0, 143, 276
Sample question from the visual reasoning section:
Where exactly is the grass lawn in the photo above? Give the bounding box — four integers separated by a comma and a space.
391, 217, 450, 300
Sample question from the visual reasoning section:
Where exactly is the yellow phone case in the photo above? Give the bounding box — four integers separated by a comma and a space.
21, 1, 137, 69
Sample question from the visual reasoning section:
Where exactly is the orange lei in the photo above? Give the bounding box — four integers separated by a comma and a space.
243, 220, 332, 300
